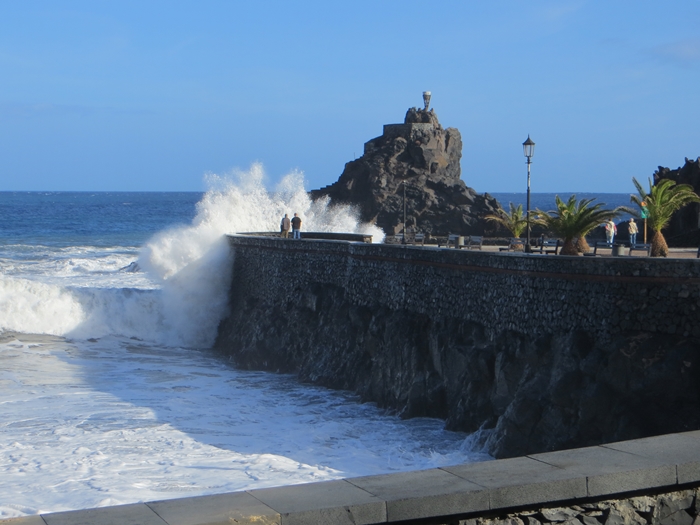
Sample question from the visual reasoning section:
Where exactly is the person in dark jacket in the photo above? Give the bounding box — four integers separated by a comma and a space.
291, 213, 302, 239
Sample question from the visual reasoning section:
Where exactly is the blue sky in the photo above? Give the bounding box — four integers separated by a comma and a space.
1, 1, 699, 193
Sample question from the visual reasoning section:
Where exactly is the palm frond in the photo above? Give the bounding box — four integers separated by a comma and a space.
630, 177, 700, 233
536, 194, 624, 254
484, 202, 528, 238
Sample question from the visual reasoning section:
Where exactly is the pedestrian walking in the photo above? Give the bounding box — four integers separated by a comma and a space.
628, 218, 638, 246
605, 219, 617, 244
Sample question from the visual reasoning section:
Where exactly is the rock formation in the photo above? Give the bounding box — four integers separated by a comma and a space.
310, 104, 500, 237
653, 157, 700, 245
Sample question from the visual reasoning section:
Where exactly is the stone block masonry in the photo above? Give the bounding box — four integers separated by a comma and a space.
215, 236, 700, 459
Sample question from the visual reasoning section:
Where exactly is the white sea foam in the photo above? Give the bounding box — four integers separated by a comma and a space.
136, 164, 382, 347
0, 277, 85, 335
0, 334, 490, 519
0, 165, 383, 348
0, 171, 488, 520
139, 164, 382, 280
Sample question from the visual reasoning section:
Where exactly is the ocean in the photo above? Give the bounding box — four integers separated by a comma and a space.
0, 173, 634, 519
490, 192, 636, 218
1, 167, 470, 520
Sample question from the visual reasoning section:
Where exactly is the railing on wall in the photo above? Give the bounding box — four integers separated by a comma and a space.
235, 231, 373, 243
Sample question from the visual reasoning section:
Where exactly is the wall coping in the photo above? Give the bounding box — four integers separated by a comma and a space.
226, 234, 700, 282
9, 430, 700, 525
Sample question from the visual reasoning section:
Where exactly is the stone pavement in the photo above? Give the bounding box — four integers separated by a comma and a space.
476, 244, 699, 258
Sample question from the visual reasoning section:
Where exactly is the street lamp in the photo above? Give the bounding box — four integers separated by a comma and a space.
522, 135, 535, 253
402, 180, 407, 244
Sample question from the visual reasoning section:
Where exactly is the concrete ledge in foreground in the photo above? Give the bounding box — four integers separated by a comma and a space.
6, 430, 700, 525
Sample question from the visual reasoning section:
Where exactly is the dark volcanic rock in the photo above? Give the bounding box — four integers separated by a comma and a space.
310, 106, 500, 236
653, 157, 700, 246
215, 237, 700, 459
220, 294, 700, 459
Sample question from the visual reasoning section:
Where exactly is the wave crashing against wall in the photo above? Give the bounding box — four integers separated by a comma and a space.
0, 164, 383, 348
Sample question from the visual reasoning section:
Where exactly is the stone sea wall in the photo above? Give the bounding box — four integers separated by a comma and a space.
452, 487, 700, 525
214, 236, 700, 458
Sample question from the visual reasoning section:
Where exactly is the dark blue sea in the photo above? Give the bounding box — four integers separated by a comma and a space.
0, 191, 203, 248
0, 191, 635, 249
490, 192, 635, 218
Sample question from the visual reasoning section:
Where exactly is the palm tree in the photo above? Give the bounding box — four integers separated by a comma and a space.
484, 202, 528, 239
631, 177, 700, 257
536, 195, 624, 255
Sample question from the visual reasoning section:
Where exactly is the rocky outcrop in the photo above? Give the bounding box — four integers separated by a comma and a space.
654, 157, 700, 245
310, 106, 500, 236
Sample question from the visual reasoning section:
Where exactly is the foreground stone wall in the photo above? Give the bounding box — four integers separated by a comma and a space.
215, 236, 700, 458
448, 488, 700, 525
14, 431, 700, 525
453, 489, 700, 525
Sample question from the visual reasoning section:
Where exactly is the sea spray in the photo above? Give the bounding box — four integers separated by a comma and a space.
0, 166, 383, 347
0, 277, 85, 335
137, 164, 383, 347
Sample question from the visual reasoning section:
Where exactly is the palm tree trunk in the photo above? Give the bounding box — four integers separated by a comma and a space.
560, 239, 578, 256
576, 237, 590, 254
651, 230, 669, 257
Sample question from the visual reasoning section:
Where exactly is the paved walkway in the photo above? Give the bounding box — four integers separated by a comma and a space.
459, 244, 699, 258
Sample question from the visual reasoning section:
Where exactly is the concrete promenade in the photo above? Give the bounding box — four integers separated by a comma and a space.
5, 430, 700, 525
439, 244, 699, 258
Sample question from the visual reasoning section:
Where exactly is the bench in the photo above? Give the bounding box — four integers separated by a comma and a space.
587, 241, 646, 256
537, 239, 560, 254
629, 243, 651, 256
412, 233, 425, 246
499, 238, 525, 252
459, 235, 483, 250
586, 241, 613, 256
438, 234, 461, 248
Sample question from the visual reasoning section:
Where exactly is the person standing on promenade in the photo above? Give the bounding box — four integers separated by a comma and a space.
605, 219, 617, 244
280, 214, 291, 238
291, 213, 302, 239
628, 218, 638, 246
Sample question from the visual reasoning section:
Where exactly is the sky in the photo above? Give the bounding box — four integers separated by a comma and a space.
1, 1, 699, 194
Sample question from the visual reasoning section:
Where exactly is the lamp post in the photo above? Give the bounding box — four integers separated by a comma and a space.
402, 180, 407, 244
522, 135, 535, 253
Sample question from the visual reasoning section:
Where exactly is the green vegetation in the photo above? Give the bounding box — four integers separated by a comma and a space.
631, 177, 700, 257
535, 195, 625, 256
484, 202, 528, 238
